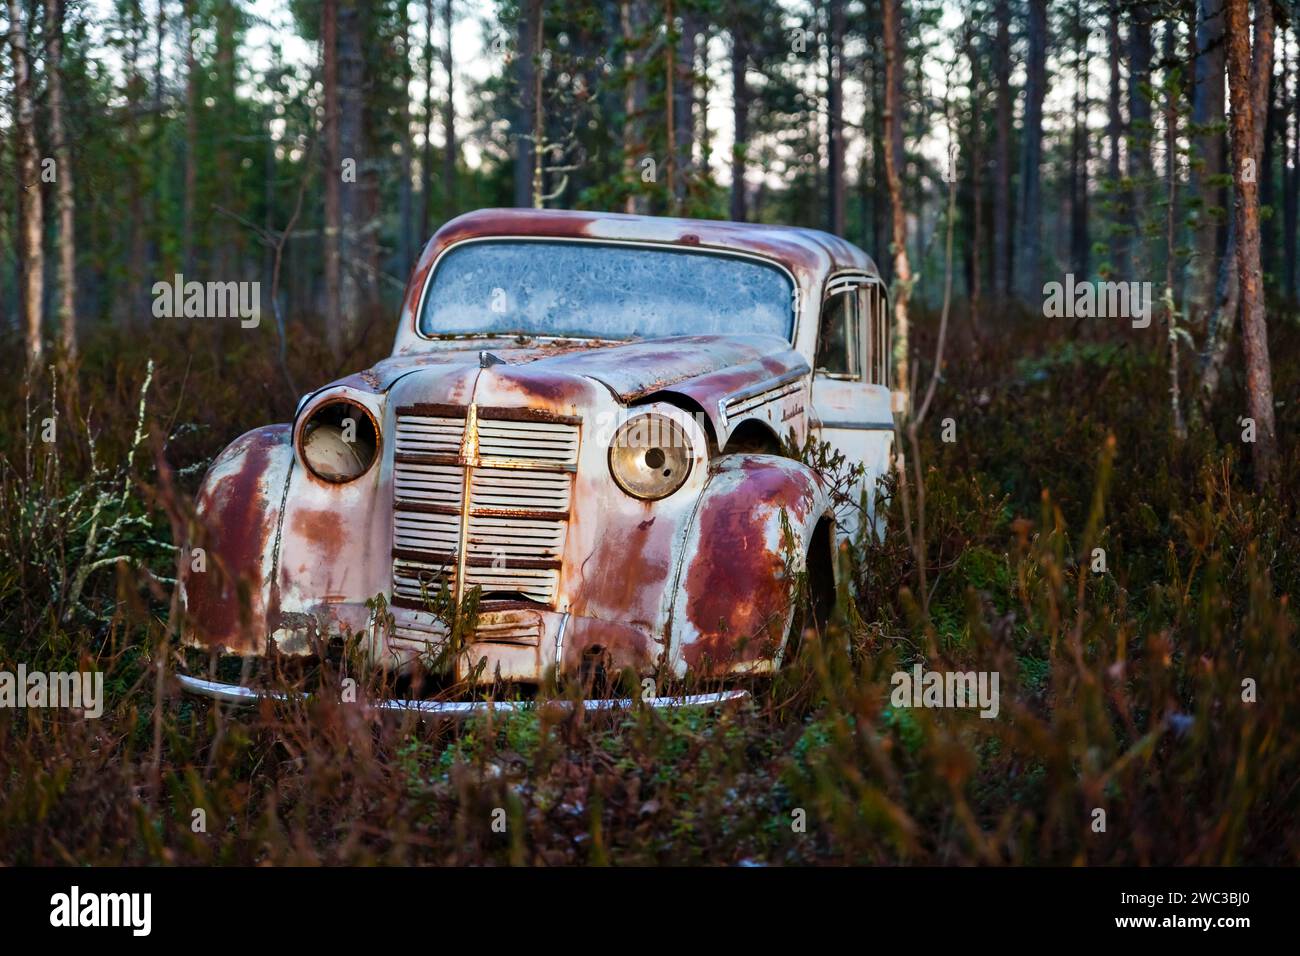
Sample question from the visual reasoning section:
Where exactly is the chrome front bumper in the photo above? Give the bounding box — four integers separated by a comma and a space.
175, 673, 749, 716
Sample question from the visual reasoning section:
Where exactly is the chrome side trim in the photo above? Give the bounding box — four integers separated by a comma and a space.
176, 673, 748, 715
554, 611, 570, 671
818, 420, 895, 430
722, 366, 807, 411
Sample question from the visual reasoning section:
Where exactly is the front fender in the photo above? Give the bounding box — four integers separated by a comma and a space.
181, 425, 294, 655
666, 454, 833, 677
182, 389, 393, 658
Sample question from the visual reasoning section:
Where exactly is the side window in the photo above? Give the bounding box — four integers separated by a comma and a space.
860, 281, 889, 386
816, 289, 857, 377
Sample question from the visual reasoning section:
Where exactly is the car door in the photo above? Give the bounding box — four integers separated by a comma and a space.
810, 273, 894, 546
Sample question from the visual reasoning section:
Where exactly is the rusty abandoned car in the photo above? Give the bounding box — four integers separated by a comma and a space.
178, 208, 894, 712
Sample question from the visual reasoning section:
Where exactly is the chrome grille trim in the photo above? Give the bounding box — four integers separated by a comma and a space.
392, 404, 579, 610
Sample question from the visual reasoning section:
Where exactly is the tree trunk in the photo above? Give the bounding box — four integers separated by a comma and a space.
1106, 2, 1129, 278
151, 0, 166, 280
1188, 0, 1226, 318
1125, 0, 1154, 279
184, 0, 197, 275
992, 0, 1012, 299
127, 1, 148, 326
8, 0, 44, 368
153, 0, 165, 108
1286, 26, 1298, 300
337, 0, 368, 320
1224, 0, 1278, 487
514, 0, 538, 208
530, 3, 545, 207
963, 20, 983, 333
46, 0, 77, 361
442, 0, 457, 219
213, 2, 237, 284
673, 9, 697, 211
422, 0, 435, 235
1070, 0, 1090, 279
827, 0, 846, 236
620, 0, 639, 213
665, 0, 676, 210
1013, 0, 1047, 304
697, 25, 711, 171
398, 2, 414, 273
882, 0, 910, 402
322, 0, 343, 357
1199, 0, 1274, 407
730, 25, 749, 222
1165, 20, 1187, 439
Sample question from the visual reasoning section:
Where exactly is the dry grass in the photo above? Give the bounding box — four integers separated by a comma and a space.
0, 309, 1297, 865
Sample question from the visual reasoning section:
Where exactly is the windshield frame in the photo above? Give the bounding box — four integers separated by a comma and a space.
412, 235, 801, 346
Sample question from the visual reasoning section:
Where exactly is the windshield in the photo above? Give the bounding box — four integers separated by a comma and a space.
419, 239, 795, 340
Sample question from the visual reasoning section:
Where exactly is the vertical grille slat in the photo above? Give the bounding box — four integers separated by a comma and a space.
392, 406, 579, 611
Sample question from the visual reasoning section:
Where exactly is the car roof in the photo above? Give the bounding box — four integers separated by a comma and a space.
424, 208, 882, 283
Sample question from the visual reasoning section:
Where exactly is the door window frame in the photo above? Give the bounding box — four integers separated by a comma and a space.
816, 277, 861, 380
817, 271, 890, 387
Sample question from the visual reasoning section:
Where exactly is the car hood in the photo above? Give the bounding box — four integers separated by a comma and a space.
331, 333, 808, 406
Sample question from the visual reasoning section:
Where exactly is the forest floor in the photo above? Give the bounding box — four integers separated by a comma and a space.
1, 305, 1297, 864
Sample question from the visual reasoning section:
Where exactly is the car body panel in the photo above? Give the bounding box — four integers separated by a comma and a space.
179, 209, 889, 688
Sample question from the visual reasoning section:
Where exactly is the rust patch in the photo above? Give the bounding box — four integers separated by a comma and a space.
396, 402, 468, 418
569, 511, 671, 638
291, 508, 346, 565
477, 404, 582, 425
184, 429, 284, 653
487, 369, 585, 407
431, 208, 601, 254
681, 467, 811, 673
562, 615, 657, 676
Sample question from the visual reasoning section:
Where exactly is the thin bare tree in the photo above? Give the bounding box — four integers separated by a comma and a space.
422, 0, 435, 236
622, 0, 647, 214
183, 0, 197, 275
665, 0, 676, 209
729, 14, 749, 222
1163, 20, 1187, 439
1106, 0, 1129, 278
322, 0, 343, 356
8, 0, 44, 368
1199, 0, 1274, 409
1187, 0, 1226, 318
46, 0, 77, 361
514, 0, 540, 208
1013, 0, 1047, 304
992, 0, 1012, 298
1224, 0, 1279, 487
827, 0, 846, 236
398, 2, 414, 272
442, 0, 457, 219
882, 0, 911, 405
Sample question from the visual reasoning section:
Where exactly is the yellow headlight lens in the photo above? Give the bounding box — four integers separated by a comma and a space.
608, 414, 693, 500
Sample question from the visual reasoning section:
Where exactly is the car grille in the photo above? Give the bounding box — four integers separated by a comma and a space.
391, 403, 580, 611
